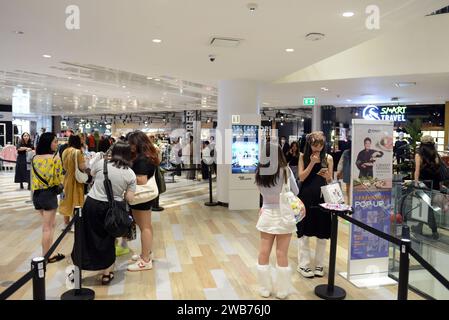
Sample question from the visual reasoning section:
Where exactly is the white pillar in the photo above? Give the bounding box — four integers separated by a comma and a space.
216, 80, 260, 206
312, 105, 322, 132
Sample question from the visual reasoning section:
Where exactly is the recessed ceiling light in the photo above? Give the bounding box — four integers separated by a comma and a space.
152, 39, 162, 43
346, 99, 352, 102
342, 12, 355, 17
77, 84, 81, 86
122, 85, 126, 88
154, 78, 160, 81
68, 77, 72, 80
42, 54, 52, 58
285, 48, 295, 52
321, 87, 329, 91
146, 77, 153, 80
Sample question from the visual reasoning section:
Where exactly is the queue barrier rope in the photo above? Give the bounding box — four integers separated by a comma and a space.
0, 270, 34, 300
318, 207, 449, 300
0, 209, 80, 300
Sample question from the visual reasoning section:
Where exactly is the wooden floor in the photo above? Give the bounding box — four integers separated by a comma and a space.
0, 171, 422, 300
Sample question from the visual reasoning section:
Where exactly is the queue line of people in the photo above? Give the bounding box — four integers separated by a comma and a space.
30, 130, 162, 286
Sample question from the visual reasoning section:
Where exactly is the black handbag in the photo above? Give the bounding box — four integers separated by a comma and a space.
103, 160, 133, 238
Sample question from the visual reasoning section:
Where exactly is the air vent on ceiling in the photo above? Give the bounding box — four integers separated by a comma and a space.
210, 37, 241, 48
428, 6, 449, 16
305, 32, 325, 41
391, 97, 400, 102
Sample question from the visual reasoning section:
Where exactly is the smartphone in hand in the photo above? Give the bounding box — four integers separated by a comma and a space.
318, 168, 328, 175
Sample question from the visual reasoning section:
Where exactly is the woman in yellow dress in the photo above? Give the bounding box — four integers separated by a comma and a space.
59, 135, 86, 228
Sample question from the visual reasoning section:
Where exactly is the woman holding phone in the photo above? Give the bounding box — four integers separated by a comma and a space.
296, 131, 333, 278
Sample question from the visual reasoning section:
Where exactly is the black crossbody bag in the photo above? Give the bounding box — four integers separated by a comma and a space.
103, 160, 133, 238
31, 155, 63, 194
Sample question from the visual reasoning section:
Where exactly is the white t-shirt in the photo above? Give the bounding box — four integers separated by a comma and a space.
88, 159, 136, 202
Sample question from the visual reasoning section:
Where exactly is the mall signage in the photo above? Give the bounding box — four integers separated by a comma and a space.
362, 105, 407, 122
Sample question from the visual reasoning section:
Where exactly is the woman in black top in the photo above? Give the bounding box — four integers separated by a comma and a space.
296, 132, 334, 279
127, 131, 159, 271
286, 141, 300, 180
15, 132, 33, 190
412, 136, 441, 239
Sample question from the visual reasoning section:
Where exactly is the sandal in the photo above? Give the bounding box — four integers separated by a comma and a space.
47, 253, 65, 263
101, 272, 114, 285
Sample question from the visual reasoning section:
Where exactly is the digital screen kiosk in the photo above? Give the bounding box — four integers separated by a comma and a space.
227, 114, 260, 211
231, 125, 259, 174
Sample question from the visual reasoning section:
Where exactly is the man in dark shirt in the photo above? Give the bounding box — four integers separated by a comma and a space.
393, 133, 408, 164
356, 137, 384, 178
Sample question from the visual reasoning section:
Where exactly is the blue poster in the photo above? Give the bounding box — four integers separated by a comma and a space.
350, 189, 391, 260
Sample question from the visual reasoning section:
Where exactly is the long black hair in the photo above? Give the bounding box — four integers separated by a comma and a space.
303, 131, 327, 168
255, 144, 288, 188
290, 141, 300, 157
418, 142, 440, 171
36, 132, 56, 155
110, 141, 132, 169
19, 132, 32, 148
68, 135, 82, 149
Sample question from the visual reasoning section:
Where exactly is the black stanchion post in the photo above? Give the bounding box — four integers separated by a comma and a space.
204, 165, 218, 206
397, 236, 411, 300
31, 257, 46, 300
61, 207, 95, 300
314, 210, 346, 300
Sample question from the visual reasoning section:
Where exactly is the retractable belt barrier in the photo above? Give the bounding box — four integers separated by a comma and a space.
315, 206, 449, 301
0, 208, 89, 300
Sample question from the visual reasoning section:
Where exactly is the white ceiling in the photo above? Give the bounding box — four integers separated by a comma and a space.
259, 73, 449, 108
0, 0, 447, 115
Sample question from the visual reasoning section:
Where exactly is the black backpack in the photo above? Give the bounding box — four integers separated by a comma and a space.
103, 160, 133, 237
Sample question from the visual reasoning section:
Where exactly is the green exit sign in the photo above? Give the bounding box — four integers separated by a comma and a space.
303, 97, 316, 106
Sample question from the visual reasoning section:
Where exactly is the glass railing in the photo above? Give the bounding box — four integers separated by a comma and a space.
390, 179, 449, 299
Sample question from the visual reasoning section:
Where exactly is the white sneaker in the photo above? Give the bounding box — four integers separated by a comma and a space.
314, 266, 324, 277
296, 266, 314, 278
127, 258, 152, 271
65, 265, 75, 289
61, 224, 74, 233
131, 251, 153, 261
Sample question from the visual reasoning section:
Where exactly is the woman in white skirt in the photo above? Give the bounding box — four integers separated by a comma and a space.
255, 144, 299, 299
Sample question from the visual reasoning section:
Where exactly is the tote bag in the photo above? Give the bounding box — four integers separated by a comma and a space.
128, 173, 159, 205
74, 150, 88, 184
321, 181, 345, 204
279, 168, 306, 224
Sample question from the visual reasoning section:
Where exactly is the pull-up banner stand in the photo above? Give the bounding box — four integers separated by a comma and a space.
340, 119, 396, 287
